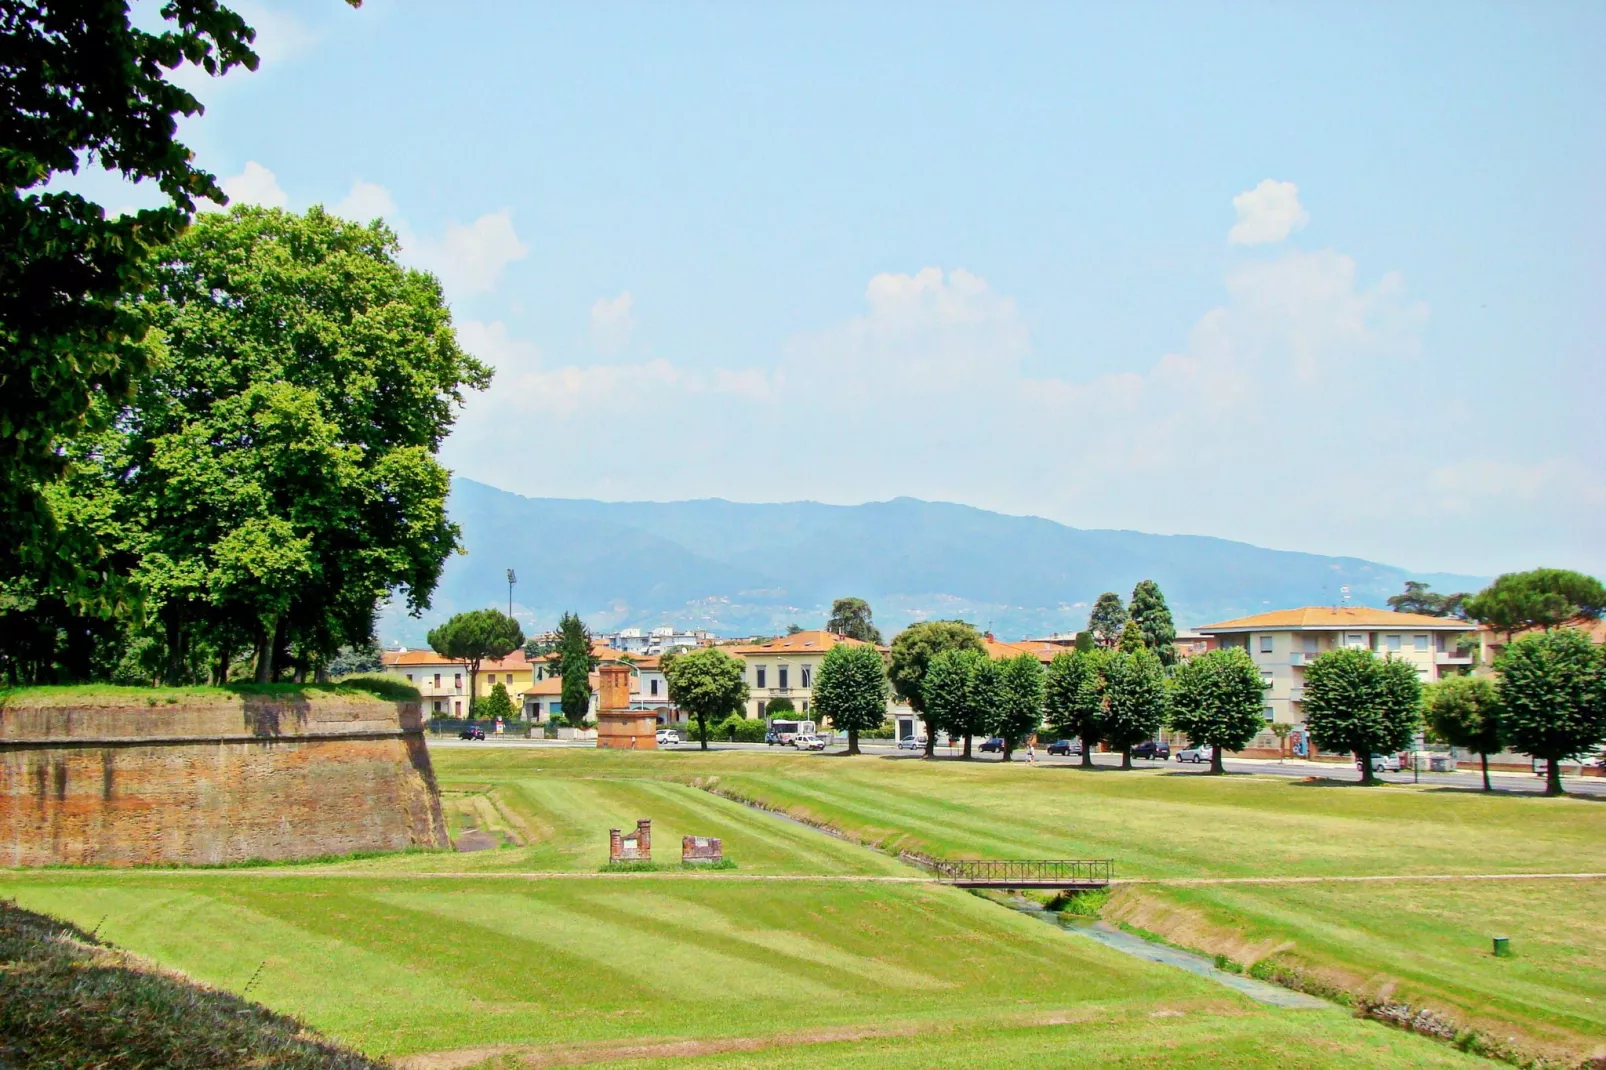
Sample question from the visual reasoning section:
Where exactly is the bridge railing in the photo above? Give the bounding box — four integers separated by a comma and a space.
931, 858, 1114, 885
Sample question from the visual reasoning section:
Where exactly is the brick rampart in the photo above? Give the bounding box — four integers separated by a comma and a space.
0, 691, 448, 867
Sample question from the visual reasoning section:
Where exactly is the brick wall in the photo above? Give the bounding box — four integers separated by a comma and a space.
0, 692, 448, 867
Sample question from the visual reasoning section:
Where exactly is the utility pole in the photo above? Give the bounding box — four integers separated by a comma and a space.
506, 568, 517, 619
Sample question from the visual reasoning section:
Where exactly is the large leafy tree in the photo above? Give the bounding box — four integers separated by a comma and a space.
812, 642, 887, 755
1424, 675, 1504, 791
551, 612, 598, 726
1044, 649, 1104, 768
1101, 647, 1169, 770
922, 648, 997, 759
888, 620, 984, 757
664, 647, 749, 751
478, 681, 517, 724
1302, 648, 1421, 785
826, 597, 883, 643
1387, 581, 1470, 619
1087, 592, 1129, 649
1495, 629, 1605, 797
427, 609, 523, 715
1127, 580, 1178, 666
1168, 648, 1267, 775
1464, 569, 1606, 639
995, 654, 1045, 760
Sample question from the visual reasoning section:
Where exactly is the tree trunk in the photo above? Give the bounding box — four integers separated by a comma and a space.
1210, 747, 1224, 776
468, 664, 479, 717
315, 661, 330, 684
1480, 751, 1491, 792
962, 733, 973, 759
848, 728, 859, 756
215, 643, 231, 686
1357, 750, 1375, 786
1080, 739, 1094, 769
163, 608, 183, 686
292, 662, 306, 684
1002, 743, 1014, 762
699, 714, 709, 751
1121, 748, 1132, 771
253, 617, 277, 683
1545, 759, 1563, 796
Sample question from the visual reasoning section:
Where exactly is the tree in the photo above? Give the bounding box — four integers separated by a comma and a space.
888, 620, 985, 757
995, 654, 1045, 760
551, 612, 597, 727
479, 681, 516, 724
327, 643, 383, 677
1464, 569, 1606, 638
1101, 648, 1169, 770
1044, 650, 1105, 769
1088, 593, 1129, 649
826, 597, 883, 643
427, 609, 524, 716
1388, 581, 1470, 619
1118, 620, 1146, 653
764, 696, 796, 716
1128, 580, 1178, 665
1168, 648, 1267, 774
1302, 648, 1421, 785
812, 642, 888, 755
1495, 629, 1605, 797
922, 648, 996, 758
663, 647, 749, 751
1424, 675, 1504, 791
785, 623, 804, 635
1074, 631, 1095, 653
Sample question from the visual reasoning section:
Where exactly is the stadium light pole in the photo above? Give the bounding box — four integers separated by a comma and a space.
506, 568, 517, 619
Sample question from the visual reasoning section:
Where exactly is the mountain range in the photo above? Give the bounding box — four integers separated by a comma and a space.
376, 478, 1486, 645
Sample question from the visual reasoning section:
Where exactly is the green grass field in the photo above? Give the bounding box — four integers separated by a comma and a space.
3, 744, 1600, 1066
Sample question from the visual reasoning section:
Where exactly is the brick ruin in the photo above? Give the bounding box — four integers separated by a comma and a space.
682, 835, 723, 863
610, 818, 652, 862
595, 663, 657, 750
0, 691, 448, 867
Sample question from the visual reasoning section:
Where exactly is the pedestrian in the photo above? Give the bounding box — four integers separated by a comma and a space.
1026, 740, 1036, 764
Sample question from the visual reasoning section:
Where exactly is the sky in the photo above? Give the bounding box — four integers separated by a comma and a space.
78, 1, 1605, 577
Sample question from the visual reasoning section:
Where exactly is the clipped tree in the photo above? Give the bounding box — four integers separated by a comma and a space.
888, 620, 985, 757
1101, 647, 1169, 769
552, 612, 597, 726
995, 654, 1046, 760
1168, 648, 1267, 774
664, 647, 750, 751
479, 681, 517, 724
427, 609, 524, 716
1495, 629, 1605, 796
812, 642, 888, 755
1044, 649, 1105, 769
1074, 630, 1095, 653
1465, 569, 1606, 639
826, 597, 883, 643
1088, 592, 1129, 649
1424, 675, 1504, 791
1128, 580, 1179, 665
1302, 648, 1421, 785
1117, 620, 1146, 653
923, 648, 996, 759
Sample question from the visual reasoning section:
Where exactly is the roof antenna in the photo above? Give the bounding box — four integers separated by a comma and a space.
1340, 585, 1351, 609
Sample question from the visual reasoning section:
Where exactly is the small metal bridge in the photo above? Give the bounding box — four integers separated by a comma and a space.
931, 858, 1114, 890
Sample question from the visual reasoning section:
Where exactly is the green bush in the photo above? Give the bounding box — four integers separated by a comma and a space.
857, 723, 896, 739
717, 716, 767, 743
764, 697, 796, 715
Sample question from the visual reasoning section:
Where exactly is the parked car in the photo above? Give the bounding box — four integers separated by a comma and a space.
1177, 744, 1214, 764
792, 734, 827, 751
458, 726, 485, 741
655, 729, 680, 746
1045, 739, 1080, 756
1359, 753, 1402, 772
977, 736, 1006, 754
1130, 740, 1171, 760
897, 736, 927, 750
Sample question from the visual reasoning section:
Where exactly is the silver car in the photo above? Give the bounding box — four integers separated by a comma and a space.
1177, 745, 1214, 764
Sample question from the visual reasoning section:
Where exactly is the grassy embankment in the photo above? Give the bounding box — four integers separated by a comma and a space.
0, 675, 421, 705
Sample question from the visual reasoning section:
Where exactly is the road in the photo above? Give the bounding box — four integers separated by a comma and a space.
425, 736, 1606, 796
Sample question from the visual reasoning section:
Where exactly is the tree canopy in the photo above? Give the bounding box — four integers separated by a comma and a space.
551, 612, 597, 726
995, 653, 1046, 759
1495, 629, 1605, 796
1100, 647, 1169, 769
1168, 648, 1268, 774
1088, 592, 1129, 649
1464, 569, 1606, 638
922, 648, 997, 759
1044, 649, 1104, 768
888, 620, 984, 757
1128, 580, 1178, 665
478, 681, 517, 724
663, 647, 749, 751
1424, 674, 1504, 791
427, 609, 523, 715
1387, 581, 1469, 619
826, 597, 883, 643
812, 641, 887, 754
1302, 648, 1421, 784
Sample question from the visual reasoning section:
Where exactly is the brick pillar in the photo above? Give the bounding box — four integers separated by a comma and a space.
636, 819, 651, 860
600, 664, 630, 712
609, 828, 622, 861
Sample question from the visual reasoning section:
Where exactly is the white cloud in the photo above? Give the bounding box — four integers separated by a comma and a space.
233, 1, 322, 67
590, 291, 636, 354
407, 209, 528, 295
1228, 179, 1310, 245
331, 180, 399, 224
218, 161, 289, 209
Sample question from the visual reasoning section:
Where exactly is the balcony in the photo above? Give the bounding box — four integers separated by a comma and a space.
1435, 653, 1473, 666
1290, 688, 1305, 702
1289, 652, 1323, 666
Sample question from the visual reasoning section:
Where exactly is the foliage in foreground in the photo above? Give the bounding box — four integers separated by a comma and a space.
0, 898, 379, 1070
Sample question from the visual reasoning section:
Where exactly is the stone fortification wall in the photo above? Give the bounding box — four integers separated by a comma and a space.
0, 690, 448, 867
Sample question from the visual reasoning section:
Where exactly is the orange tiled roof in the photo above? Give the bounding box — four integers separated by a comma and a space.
384, 649, 531, 670
725, 630, 883, 655
523, 671, 600, 697
1196, 607, 1475, 632
982, 637, 1061, 663
1479, 619, 1606, 643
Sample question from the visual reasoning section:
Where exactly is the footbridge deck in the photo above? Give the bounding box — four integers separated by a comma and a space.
932, 858, 1114, 890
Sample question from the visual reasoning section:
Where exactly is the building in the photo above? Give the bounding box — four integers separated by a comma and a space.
381, 649, 534, 718
723, 630, 900, 724
601, 627, 712, 656
522, 672, 600, 723
1194, 607, 1476, 727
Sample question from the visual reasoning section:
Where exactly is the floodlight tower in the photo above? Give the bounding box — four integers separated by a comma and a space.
507, 568, 517, 619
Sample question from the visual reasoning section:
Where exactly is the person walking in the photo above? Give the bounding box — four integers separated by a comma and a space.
1026, 740, 1036, 765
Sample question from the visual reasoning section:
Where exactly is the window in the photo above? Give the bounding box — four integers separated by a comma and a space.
432, 700, 442, 713
1263, 706, 1276, 720
756, 700, 766, 718
506, 673, 513, 684
802, 667, 812, 688
1435, 633, 1447, 653
1385, 634, 1402, 651
756, 667, 767, 688
454, 673, 462, 689
433, 673, 442, 688
1413, 635, 1429, 652
1259, 635, 1274, 654
1345, 633, 1366, 649
1260, 672, 1274, 692
406, 673, 414, 683
779, 667, 789, 689
1302, 635, 1319, 653
650, 679, 659, 696
454, 700, 462, 715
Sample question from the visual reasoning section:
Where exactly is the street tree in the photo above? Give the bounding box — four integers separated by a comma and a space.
1168, 648, 1267, 774
427, 609, 524, 716
1044, 650, 1105, 769
1088, 592, 1129, 649
812, 642, 888, 755
1128, 580, 1179, 665
1301, 648, 1421, 785
479, 681, 517, 725
1495, 629, 1605, 796
551, 612, 597, 726
1424, 675, 1504, 791
922, 648, 997, 758
826, 597, 883, 643
1464, 569, 1606, 638
1101, 647, 1169, 769
663, 647, 750, 751
888, 620, 985, 757
995, 654, 1046, 760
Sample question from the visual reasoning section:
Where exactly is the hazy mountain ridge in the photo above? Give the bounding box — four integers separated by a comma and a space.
376, 478, 1486, 645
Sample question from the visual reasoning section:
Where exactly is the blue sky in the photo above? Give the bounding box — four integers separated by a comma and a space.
86, 1, 1604, 576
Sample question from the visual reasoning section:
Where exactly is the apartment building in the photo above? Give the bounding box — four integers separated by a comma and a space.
381, 649, 534, 717
723, 630, 902, 723
1194, 607, 1476, 726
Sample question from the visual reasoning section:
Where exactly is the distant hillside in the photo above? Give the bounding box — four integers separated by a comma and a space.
376, 478, 1486, 645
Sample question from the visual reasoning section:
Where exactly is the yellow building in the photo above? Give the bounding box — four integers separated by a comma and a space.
381, 649, 535, 718
724, 630, 898, 723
